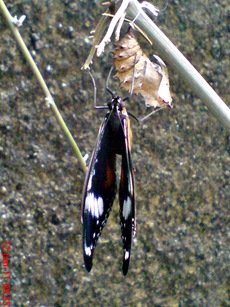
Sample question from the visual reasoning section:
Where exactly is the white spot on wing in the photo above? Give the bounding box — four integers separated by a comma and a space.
122, 197, 132, 220
87, 176, 92, 190
97, 197, 104, 216
85, 246, 92, 256
125, 251, 129, 260
85, 193, 104, 218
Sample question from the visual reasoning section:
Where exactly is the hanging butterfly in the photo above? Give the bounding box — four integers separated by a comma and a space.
82, 87, 136, 276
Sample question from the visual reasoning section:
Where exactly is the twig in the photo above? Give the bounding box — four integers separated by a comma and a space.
0, 0, 87, 173
96, 0, 132, 56
82, 9, 111, 69
126, 0, 230, 131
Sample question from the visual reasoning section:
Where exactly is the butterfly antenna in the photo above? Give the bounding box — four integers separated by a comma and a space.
139, 106, 165, 122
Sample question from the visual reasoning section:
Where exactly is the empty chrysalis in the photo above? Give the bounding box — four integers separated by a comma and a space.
113, 28, 172, 108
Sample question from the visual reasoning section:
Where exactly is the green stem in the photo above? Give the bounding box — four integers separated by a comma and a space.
127, 0, 230, 131
0, 0, 87, 173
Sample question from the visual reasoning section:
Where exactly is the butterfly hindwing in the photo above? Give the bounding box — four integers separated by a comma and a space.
118, 109, 136, 275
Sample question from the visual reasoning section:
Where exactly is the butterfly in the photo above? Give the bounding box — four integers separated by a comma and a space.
82, 90, 136, 275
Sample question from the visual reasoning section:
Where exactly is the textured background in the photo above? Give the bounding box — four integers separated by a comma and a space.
1, 0, 229, 306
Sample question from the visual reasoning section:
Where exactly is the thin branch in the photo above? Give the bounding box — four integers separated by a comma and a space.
96, 0, 132, 56
0, 0, 87, 173
82, 8, 111, 69
126, 0, 230, 131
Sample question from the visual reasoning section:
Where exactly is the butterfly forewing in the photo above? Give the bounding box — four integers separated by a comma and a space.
82, 113, 117, 272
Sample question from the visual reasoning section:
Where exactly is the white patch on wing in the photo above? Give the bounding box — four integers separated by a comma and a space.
125, 251, 129, 260
97, 197, 104, 216
87, 176, 92, 190
85, 193, 104, 218
122, 197, 132, 220
85, 246, 92, 256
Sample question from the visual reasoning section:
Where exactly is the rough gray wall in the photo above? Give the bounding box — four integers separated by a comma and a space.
1, 0, 229, 306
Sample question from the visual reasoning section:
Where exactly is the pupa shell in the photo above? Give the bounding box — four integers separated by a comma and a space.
113, 29, 172, 108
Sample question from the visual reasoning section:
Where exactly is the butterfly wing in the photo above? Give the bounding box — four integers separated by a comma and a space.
118, 109, 136, 276
82, 113, 117, 272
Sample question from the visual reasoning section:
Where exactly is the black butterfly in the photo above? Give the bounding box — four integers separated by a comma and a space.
82, 92, 136, 275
